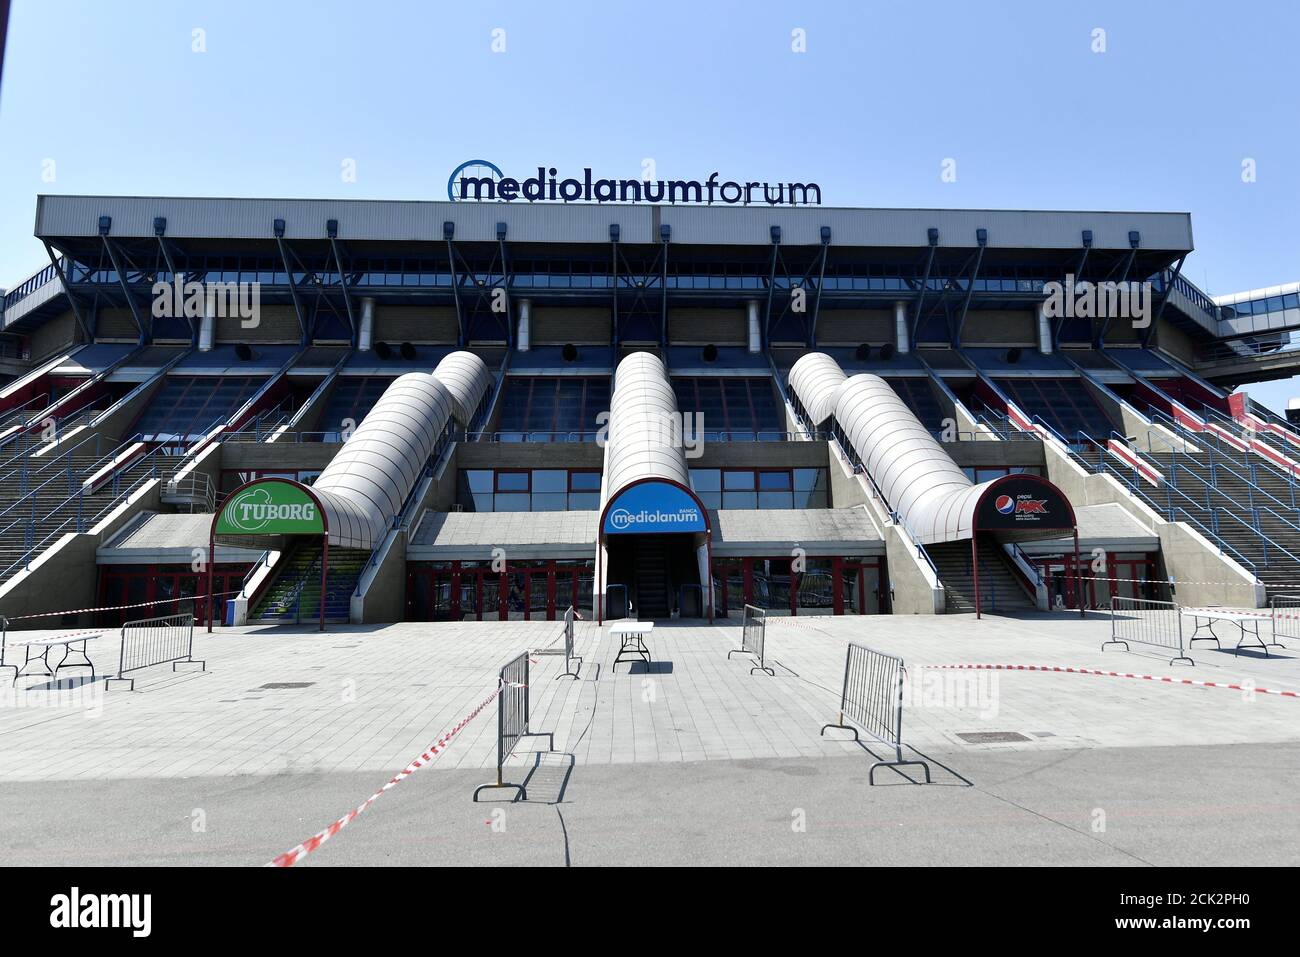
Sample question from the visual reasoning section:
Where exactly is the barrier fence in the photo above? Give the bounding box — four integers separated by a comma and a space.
727, 604, 774, 676
473, 651, 554, 802
1271, 594, 1300, 647
0, 616, 12, 682
820, 642, 930, 784
534, 606, 581, 680
1104, 597, 1194, 666
109, 613, 204, 690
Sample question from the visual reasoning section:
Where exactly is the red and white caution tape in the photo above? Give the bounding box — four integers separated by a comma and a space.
6, 628, 109, 644
921, 663, 1300, 699
3, 590, 242, 622
268, 681, 505, 868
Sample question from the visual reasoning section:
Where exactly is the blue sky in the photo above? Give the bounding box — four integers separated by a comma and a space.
1, 0, 1297, 406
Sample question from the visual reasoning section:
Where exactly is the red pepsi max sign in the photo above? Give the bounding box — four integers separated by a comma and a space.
996, 494, 1047, 516
977, 480, 1072, 532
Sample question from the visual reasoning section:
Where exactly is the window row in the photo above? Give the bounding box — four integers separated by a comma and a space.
688, 468, 829, 510
458, 469, 602, 512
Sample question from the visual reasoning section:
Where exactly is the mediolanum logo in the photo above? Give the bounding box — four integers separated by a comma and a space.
448, 159, 822, 206
609, 506, 700, 530
226, 487, 316, 532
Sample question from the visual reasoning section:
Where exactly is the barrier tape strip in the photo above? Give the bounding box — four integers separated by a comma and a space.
267, 680, 506, 868
6, 628, 110, 644
4, 590, 243, 622
920, 663, 1300, 699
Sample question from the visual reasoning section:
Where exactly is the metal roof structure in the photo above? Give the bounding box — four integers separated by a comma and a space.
33, 195, 1194, 251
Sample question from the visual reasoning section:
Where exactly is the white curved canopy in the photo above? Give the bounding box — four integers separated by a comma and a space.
788, 352, 847, 426
432, 350, 491, 426
602, 352, 691, 506
313, 371, 454, 549
833, 372, 994, 543
789, 354, 1071, 544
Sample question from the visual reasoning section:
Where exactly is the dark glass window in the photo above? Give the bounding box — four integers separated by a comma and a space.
497, 472, 529, 492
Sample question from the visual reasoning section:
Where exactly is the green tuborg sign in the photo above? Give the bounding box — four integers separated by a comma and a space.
215, 480, 324, 536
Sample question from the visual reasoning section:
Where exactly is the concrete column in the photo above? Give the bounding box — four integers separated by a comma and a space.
1037, 300, 1052, 354
894, 300, 910, 354
746, 300, 761, 354
358, 297, 375, 352
198, 303, 214, 351
517, 298, 532, 352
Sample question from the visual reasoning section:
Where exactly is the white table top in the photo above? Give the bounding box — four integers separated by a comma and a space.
11, 633, 103, 648
1181, 609, 1263, 624
609, 621, 654, 636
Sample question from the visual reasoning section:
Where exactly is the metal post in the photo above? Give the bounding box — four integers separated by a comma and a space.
319, 536, 329, 633
971, 533, 981, 619
206, 527, 216, 633
706, 535, 714, 623
1073, 529, 1084, 618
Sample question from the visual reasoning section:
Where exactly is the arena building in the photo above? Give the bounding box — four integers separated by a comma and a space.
0, 194, 1297, 629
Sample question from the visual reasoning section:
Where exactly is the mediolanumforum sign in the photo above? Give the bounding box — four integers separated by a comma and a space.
448, 159, 822, 206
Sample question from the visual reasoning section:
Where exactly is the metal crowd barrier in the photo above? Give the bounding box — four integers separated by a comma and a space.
1104, 596, 1194, 666
821, 642, 930, 784
108, 613, 205, 691
0, 616, 13, 682
728, 604, 774, 676
534, 606, 582, 680
473, 651, 554, 802
1271, 594, 1300, 648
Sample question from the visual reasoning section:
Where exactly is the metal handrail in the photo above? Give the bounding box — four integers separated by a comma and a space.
823, 425, 941, 579
289, 551, 324, 623
1153, 408, 1300, 496
0, 392, 52, 430
1067, 429, 1265, 573
225, 395, 297, 442
240, 549, 273, 595
0, 429, 105, 496
0, 454, 165, 581
971, 406, 1043, 441
164, 469, 217, 512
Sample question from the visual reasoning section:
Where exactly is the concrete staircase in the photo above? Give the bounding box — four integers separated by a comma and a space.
632, 537, 672, 619
252, 541, 369, 623
927, 538, 1037, 614
1136, 446, 1300, 599
0, 449, 186, 586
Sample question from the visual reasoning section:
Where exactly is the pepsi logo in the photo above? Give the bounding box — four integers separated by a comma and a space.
995, 495, 1015, 515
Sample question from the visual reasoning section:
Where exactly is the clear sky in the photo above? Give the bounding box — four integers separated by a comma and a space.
1, 0, 1297, 406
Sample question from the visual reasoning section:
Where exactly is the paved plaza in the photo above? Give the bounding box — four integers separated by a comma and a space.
0, 611, 1298, 865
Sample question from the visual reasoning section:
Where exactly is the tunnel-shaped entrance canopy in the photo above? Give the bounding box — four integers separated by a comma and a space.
971, 473, 1076, 541
600, 478, 709, 538
209, 477, 332, 632
787, 353, 1077, 546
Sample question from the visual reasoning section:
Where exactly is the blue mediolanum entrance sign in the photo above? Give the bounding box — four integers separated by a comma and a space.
603, 482, 706, 535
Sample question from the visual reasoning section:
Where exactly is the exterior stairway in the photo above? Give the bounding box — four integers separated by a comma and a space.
1135, 446, 1300, 598
927, 539, 1037, 614
0, 447, 185, 586
632, 537, 672, 619
251, 541, 369, 623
